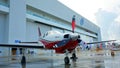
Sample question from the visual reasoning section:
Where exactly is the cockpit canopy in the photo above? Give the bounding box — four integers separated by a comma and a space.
43, 31, 62, 37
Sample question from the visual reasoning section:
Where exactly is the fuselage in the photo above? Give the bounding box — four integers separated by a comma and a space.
38, 30, 79, 53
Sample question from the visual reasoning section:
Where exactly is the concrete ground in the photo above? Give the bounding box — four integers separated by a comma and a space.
0, 50, 120, 68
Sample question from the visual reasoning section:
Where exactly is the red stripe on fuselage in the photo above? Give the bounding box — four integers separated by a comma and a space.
55, 40, 78, 53
40, 39, 79, 53
40, 39, 59, 49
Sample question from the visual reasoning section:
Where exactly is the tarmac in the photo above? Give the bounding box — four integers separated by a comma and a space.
0, 50, 120, 68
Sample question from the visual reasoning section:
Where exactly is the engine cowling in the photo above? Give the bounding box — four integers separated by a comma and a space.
77, 38, 82, 43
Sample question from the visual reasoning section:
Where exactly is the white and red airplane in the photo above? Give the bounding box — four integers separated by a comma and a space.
0, 15, 82, 64
0, 15, 117, 65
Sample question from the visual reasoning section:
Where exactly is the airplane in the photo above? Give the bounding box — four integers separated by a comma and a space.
0, 15, 82, 65
0, 15, 116, 65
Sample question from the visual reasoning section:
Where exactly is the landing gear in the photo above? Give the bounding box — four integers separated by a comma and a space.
70, 53, 78, 62
64, 50, 78, 64
70, 50, 78, 62
64, 56, 70, 64
21, 55, 26, 68
21, 48, 26, 68
64, 50, 70, 65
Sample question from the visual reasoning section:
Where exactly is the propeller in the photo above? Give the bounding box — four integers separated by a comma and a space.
38, 27, 41, 37
71, 15, 82, 43
71, 15, 83, 45
63, 15, 76, 39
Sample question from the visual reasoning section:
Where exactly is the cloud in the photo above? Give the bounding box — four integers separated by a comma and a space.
114, 15, 120, 23
58, 0, 120, 41
108, 21, 120, 40
95, 8, 120, 40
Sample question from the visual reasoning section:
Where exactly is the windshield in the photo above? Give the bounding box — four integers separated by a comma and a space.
43, 31, 61, 37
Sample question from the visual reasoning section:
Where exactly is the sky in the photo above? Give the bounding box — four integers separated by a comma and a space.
58, 0, 120, 41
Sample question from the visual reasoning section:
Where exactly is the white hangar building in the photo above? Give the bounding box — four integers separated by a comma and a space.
0, 0, 101, 62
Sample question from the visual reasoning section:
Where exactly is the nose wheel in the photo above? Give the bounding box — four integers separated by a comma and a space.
64, 56, 70, 64
64, 50, 70, 64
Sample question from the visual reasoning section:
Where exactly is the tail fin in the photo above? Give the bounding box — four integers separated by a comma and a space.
38, 27, 41, 37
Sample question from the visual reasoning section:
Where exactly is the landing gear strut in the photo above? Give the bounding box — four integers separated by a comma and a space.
64, 50, 70, 64
70, 50, 78, 62
70, 53, 78, 62
21, 48, 26, 68
64, 50, 78, 64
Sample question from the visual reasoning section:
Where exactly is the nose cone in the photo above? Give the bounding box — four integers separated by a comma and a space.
71, 34, 81, 41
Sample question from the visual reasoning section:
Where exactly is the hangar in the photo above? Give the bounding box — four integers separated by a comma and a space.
0, 0, 101, 62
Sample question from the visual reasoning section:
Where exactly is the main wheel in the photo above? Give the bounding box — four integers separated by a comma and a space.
64, 56, 70, 64
70, 53, 78, 62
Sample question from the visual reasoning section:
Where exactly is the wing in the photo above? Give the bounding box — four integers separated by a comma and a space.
87, 40, 116, 44
20, 42, 38, 43
0, 43, 44, 49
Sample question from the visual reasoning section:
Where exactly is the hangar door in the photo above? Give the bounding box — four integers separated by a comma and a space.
0, 14, 9, 64
51, 27, 64, 33
26, 20, 52, 55
64, 30, 72, 33
26, 20, 51, 41
0, 14, 6, 43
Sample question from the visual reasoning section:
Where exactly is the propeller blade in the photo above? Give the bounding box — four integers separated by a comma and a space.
38, 27, 41, 37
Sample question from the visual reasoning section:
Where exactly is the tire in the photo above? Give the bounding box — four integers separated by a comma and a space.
64, 56, 70, 64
